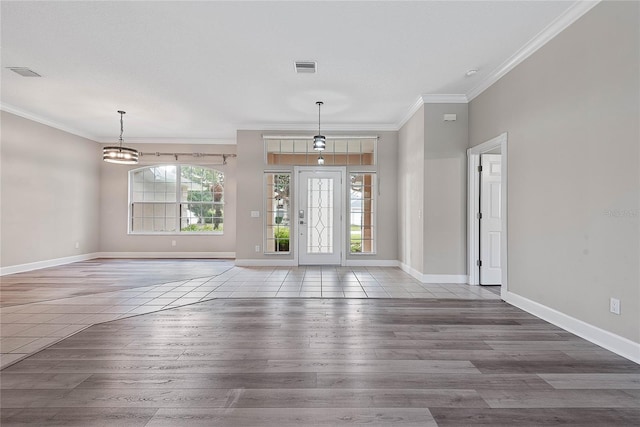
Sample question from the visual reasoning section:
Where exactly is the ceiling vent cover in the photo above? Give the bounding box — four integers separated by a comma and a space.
7, 67, 41, 77
294, 61, 317, 73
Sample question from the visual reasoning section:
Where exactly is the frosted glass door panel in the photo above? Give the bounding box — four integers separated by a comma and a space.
298, 169, 343, 265
307, 178, 334, 254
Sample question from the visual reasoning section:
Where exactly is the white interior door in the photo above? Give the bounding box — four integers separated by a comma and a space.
480, 154, 502, 284
297, 169, 343, 265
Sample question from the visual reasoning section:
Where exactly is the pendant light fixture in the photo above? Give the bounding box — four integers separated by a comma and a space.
103, 110, 139, 164
313, 101, 326, 151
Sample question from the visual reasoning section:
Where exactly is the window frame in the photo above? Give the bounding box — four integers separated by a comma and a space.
264, 136, 377, 166
263, 171, 292, 254
128, 164, 225, 235
348, 171, 377, 255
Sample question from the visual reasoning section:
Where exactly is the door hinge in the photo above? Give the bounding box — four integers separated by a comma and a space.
477, 260, 482, 267
477, 212, 482, 220
478, 165, 483, 172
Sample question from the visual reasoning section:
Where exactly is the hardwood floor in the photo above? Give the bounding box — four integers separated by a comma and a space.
2, 298, 639, 426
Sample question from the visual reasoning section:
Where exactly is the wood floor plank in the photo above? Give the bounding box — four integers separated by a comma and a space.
472, 359, 640, 374
12, 359, 479, 375
538, 373, 640, 389
74, 372, 318, 389
479, 389, 640, 408
0, 373, 92, 389
0, 408, 157, 427
430, 407, 640, 426
316, 372, 554, 390
146, 407, 437, 427
225, 388, 489, 409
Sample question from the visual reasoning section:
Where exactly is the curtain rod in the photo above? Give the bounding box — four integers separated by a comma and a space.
262, 135, 378, 140
139, 152, 237, 162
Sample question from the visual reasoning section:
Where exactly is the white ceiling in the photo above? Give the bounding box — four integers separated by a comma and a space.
1, 1, 591, 143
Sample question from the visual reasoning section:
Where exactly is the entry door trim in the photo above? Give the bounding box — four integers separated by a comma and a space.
467, 133, 508, 299
294, 166, 347, 266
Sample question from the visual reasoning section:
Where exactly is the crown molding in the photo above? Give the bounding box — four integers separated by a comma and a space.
421, 94, 469, 104
396, 96, 426, 130
396, 94, 469, 129
1, 103, 237, 144
1, 102, 98, 141
94, 137, 237, 145
240, 122, 398, 132
467, 0, 601, 101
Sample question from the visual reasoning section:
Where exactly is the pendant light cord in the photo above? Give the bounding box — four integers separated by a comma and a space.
316, 101, 323, 135
118, 110, 126, 147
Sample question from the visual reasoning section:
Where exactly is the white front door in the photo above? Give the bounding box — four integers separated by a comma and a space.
297, 168, 343, 265
480, 154, 502, 284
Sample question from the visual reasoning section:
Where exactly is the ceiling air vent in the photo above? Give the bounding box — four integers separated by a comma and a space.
294, 61, 317, 74
7, 67, 41, 77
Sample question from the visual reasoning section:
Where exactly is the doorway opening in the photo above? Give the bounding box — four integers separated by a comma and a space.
467, 133, 508, 299
295, 167, 346, 266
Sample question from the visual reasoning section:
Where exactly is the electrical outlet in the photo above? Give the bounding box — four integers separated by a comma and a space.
74, 242, 80, 249
171, 240, 177, 247
609, 297, 620, 315
255, 245, 260, 252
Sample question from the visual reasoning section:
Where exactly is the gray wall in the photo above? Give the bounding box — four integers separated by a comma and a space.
0, 111, 101, 267
99, 143, 237, 255
398, 103, 468, 277
424, 103, 468, 275
398, 106, 424, 272
469, 1, 639, 342
236, 130, 398, 262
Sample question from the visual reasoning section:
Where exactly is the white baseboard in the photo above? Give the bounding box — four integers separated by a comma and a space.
1, 252, 237, 275
0, 253, 100, 276
96, 252, 236, 259
399, 262, 423, 282
345, 259, 399, 267
235, 259, 298, 267
505, 291, 640, 364
422, 274, 468, 284
235, 259, 399, 268
399, 263, 468, 284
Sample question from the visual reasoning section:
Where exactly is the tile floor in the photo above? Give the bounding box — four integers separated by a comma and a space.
1, 265, 500, 368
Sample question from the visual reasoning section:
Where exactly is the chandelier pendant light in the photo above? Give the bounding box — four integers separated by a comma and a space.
103, 110, 139, 164
313, 101, 326, 151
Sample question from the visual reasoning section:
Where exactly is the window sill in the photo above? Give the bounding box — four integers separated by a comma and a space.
128, 232, 224, 236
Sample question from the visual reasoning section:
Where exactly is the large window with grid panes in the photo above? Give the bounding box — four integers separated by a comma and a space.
129, 165, 224, 234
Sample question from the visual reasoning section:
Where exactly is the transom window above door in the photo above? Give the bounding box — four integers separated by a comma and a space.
265, 136, 376, 166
